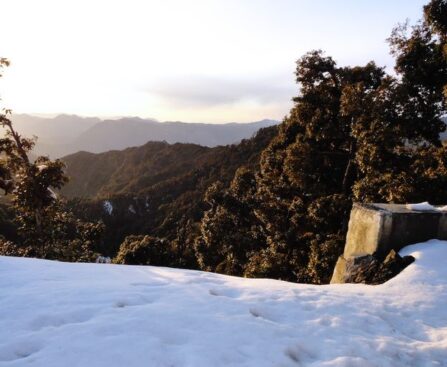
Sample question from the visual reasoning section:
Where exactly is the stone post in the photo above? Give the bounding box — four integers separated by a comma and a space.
331, 203, 447, 284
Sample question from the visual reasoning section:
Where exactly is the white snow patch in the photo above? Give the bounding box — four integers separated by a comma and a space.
405, 201, 437, 211
128, 205, 136, 214
95, 256, 111, 264
47, 188, 57, 200
103, 200, 113, 215
1, 240, 447, 366
406, 202, 447, 212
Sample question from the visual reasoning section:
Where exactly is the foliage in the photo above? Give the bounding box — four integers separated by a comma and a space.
114, 235, 170, 265
195, 168, 265, 275
424, 0, 447, 37
196, 0, 447, 283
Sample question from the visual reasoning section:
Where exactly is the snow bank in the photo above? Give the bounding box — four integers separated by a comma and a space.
1, 240, 447, 367
405, 201, 447, 212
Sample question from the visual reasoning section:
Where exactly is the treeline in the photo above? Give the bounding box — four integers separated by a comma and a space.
1, 0, 446, 284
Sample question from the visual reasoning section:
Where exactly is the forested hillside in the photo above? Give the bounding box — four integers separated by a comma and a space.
61, 126, 275, 199
62, 126, 278, 259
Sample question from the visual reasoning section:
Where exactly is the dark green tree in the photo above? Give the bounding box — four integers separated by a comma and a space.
0, 59, 104, 260
197, 0, 447, 284
424, 0, 447, 37
114, 235, 170, 265
250, 53, 384, 283
195, 167, 265, 275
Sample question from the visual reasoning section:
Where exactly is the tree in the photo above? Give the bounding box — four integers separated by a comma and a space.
423, 0, 447, 98
195, 168, 265, 275
0, 59, 104, 260
114, 235, 170, 265
249, 52, 387, 283
197, 0, 447, 284
424, 0, 447, 40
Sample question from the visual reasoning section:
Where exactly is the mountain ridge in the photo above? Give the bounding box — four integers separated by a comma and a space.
10, 114, 279, 158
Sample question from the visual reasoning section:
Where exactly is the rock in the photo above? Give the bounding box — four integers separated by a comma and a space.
331, 250, 415, 285
369, 250, 415, 285
344, 255, 379, 284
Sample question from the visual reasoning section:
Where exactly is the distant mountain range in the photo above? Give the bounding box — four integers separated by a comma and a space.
10, 114, 279, 158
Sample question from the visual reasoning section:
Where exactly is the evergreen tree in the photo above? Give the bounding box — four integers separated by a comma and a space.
250, 53, 385, 283
197, 0, 447, 284
424, 0, 447, 38
0, 60, 103, 260
114, 235, 170, 265
196, 167, 265, 275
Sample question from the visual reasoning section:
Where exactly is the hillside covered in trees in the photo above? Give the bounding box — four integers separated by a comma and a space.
61, 126, 278, 261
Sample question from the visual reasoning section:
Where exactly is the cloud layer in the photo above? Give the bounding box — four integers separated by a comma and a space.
146, 74, 296, 108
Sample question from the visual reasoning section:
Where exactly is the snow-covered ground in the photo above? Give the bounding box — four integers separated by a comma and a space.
1, 241, 447, 367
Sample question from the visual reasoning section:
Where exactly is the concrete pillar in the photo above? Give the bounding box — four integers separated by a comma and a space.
331, 203, 447, 284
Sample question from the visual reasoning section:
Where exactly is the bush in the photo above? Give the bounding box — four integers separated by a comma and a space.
114, 235, 170, 265
0, 236, 34, 257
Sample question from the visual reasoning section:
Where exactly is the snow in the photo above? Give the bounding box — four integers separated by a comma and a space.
406, 201, 437, 211
128, 204, 136, 214
95, 256, 111, 264
47, 188, 57, 200
405, 201, 447, 212
1, 240, 447, 367
103, 200, 113, 215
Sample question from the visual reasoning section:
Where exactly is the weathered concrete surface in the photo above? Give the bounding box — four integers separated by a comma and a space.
331, 203, 447, 284
330, 256, 347, 284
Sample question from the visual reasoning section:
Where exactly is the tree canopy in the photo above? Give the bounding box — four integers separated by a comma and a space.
195, 0, 447, 283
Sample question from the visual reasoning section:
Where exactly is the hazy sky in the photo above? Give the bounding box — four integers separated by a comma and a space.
0, 0, 427, 123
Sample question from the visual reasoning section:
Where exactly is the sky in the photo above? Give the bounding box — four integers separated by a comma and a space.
0, 0, 428, 123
